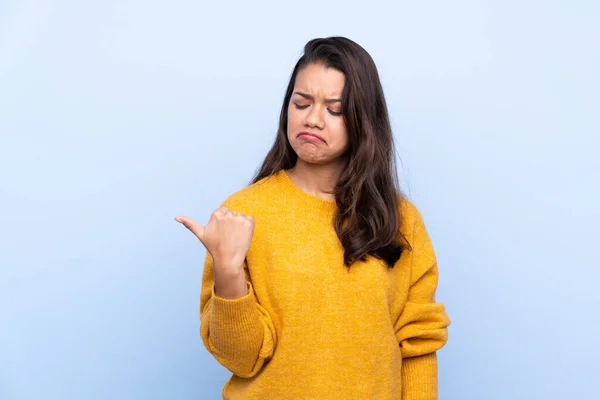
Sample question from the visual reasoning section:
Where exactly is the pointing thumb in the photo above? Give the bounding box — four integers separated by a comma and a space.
175, 216, 206, 244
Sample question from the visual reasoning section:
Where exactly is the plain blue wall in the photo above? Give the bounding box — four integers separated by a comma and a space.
1, 1, 598, 399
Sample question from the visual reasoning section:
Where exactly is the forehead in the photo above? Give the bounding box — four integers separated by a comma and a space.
293, 63, 345, 97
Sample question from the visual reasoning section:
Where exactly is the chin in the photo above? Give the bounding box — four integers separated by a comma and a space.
296, 155, 330, 165
291, 141, 346, 166
296, 152, 345, 166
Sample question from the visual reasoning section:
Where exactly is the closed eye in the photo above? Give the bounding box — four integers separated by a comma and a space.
294, 103, 342, 116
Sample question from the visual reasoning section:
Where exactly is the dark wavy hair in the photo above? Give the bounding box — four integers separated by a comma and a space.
252, 36, 410, 268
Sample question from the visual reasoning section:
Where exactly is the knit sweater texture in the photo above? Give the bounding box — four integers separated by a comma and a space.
199, 169, 450, 399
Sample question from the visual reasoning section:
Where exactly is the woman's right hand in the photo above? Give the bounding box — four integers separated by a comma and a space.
175, 207, 254, 298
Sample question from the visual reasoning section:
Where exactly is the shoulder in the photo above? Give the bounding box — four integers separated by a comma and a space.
219, 171, 284, 215
398, 196, 428, 239
398, 197, 437, 265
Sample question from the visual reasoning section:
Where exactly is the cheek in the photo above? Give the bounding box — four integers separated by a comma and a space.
287, 107, 298, 129
330, 119, 348, 142
286, 110, 295, 140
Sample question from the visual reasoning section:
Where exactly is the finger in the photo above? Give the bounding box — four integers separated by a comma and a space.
223, 209, 237, 218
240, 215, 254, 227
239, 213, 253, 222
174, 216, 206, 242
213, 207, 228, 217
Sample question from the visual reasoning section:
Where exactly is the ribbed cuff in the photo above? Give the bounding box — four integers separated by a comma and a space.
401, 352, 438, 400
209, 282, 264, 358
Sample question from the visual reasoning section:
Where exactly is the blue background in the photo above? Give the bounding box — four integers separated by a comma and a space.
1, 1, 598, 399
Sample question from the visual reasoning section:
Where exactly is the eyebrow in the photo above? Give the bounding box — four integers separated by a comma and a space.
294, 91, 342, 103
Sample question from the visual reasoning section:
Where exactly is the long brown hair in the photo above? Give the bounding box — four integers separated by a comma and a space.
252, 37, 410, 268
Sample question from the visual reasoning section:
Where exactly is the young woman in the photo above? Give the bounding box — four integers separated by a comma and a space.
176, 36, 450, 399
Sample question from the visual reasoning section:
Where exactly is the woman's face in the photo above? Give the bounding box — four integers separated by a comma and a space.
287, 63, 348, 166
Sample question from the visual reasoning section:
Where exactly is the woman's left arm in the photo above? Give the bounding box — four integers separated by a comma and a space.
394, 206, 451, 400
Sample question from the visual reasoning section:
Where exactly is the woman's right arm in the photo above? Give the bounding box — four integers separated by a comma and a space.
175, 205, 276, 378
199, 252, 277, 378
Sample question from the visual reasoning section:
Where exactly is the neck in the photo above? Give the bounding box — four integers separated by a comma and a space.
287, 159, 345, 201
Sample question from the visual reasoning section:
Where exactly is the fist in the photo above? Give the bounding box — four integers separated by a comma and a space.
175, 207, 255, 269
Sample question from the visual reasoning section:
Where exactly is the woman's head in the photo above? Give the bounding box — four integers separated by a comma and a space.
256, 36, 395, 176
254, 37, 410, 267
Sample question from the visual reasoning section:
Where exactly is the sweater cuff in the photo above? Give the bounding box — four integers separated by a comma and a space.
401, 352, 438, 400
209, 282, 263, 357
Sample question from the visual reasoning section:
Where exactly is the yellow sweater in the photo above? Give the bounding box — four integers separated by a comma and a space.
199, 169, 450, 399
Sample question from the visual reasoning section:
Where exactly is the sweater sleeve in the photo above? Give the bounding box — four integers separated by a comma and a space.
394, 207, 451, 399
199, 252, 277, 378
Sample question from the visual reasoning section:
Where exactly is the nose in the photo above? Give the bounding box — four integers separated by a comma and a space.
304, 105, 325, 130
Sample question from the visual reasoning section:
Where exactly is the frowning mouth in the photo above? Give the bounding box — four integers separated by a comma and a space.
297, 131, 326, 143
